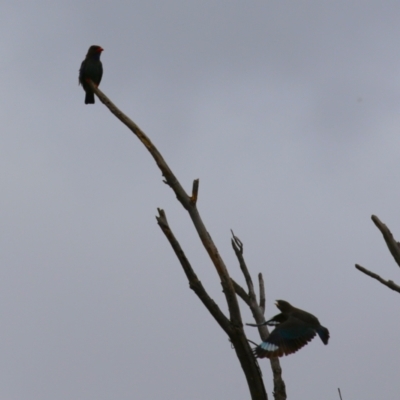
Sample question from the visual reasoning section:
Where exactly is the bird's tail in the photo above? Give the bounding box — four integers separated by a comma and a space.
317, 326, 330, 345
85, 91, 95, 104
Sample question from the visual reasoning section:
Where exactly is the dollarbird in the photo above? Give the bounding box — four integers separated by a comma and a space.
79, 45, 104, 104
247, 300, 329, 358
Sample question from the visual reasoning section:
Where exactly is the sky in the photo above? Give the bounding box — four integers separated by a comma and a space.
1, 1, 400, 399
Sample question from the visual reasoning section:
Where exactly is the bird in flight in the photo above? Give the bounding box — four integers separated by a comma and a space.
247, 300, 329, 358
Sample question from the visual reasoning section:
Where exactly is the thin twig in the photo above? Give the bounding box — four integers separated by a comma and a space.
190, 179, 199, 205
371, 215, 400, 267
355, 264, 400, 293
258, 273, 266, 313
338, 388, 343, 400
231, 230, 255, 299
231, 230, 243, 253
231, 278, 251, 305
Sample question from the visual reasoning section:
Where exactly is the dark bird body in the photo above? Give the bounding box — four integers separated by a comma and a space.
79, 45, 103, 104
247, 300, 329, 358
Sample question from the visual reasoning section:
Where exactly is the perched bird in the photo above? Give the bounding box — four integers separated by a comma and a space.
79, 45, 104, 104
247, 300, 329, 358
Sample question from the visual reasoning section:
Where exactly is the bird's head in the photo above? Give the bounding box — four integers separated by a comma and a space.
87, 45, 104, 57
275, 300, 293, 313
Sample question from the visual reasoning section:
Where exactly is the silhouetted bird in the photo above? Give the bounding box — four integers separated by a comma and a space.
79, 45, 103, 104
247, 300, 329, 358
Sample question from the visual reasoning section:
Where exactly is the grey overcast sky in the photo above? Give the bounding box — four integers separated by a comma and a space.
1, 1, 400, 399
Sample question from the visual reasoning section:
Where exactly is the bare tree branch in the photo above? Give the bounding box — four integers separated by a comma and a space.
156, 209, 232, 335
355, 264, 400, 293
356, 215, 400, 293
231, 278, 251, 305
89, 83, 268, 399
230, 232, 267, 329
90, 82, 241, 324
190, 179, 199, 205
231, 232, 286, 400
231, 230, 255, 299
371, 215, 400, 267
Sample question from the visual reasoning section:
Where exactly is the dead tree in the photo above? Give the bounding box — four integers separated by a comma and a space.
356, 215, 400, 293
88, 82, 286, 400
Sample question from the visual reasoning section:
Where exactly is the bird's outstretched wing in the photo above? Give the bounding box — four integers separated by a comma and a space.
254, 317, 317, 358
